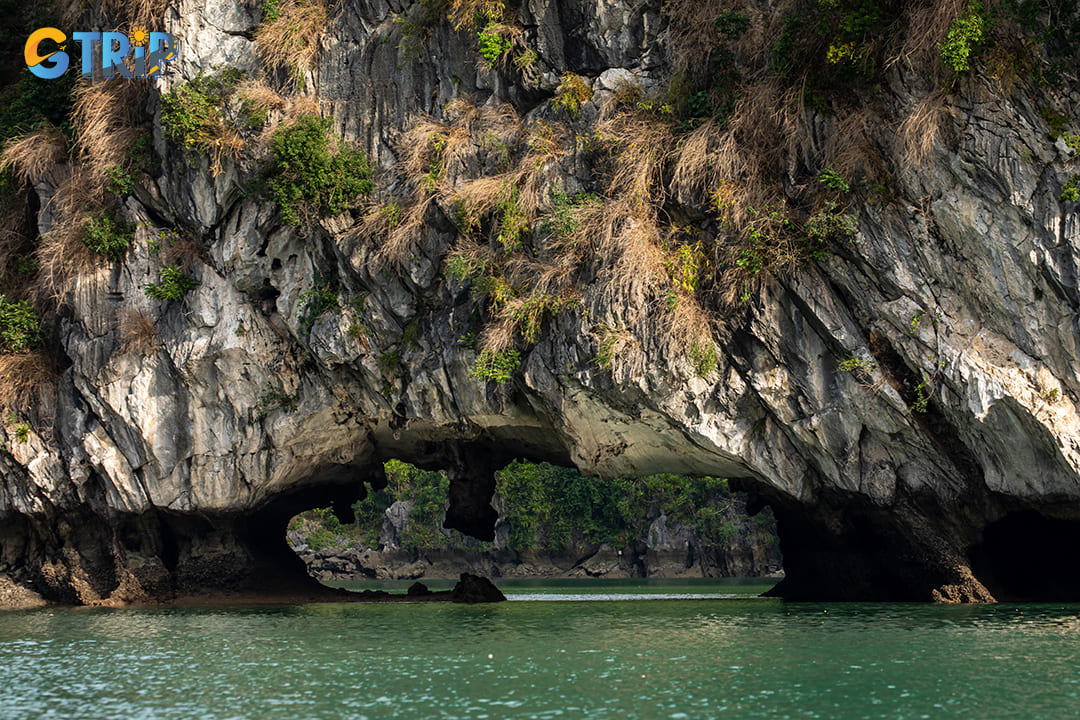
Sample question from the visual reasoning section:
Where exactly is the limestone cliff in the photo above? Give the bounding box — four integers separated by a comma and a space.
1, 0, 1079, 606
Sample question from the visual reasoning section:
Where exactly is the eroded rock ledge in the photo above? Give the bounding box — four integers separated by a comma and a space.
2, 0, 1080, 607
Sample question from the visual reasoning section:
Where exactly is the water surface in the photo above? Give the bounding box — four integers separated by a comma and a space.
1, 579, 1077, 719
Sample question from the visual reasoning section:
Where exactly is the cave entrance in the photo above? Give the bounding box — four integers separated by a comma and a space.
969, 510, 1080, 601
285, 459, 783, 588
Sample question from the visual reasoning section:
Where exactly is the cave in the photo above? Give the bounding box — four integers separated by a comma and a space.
970, 511, 1080, 602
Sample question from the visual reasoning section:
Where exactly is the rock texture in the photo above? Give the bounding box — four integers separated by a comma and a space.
2, 0, 1080, 607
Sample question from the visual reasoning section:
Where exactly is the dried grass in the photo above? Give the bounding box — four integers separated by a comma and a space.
256, 0, 329, 91
449, 0, 506, 30
0, 127, 66, 186
453, 175, 510, 232
58, 0, 167, 32
376, 193, 434, 268
727, 78, 804, 178
117, 309, 158, 354
595, 112, 675, 207
0, 351, 59, 417
662, 0, 745, 75
33, 166, 101, 301
889, 0, 966, 69
670, 119, 727, 204
570, 199, 668, 315
159, 232, 207, 271
477, 317, 516, 354
71, 80, 148, 190
398, 118, 461, 188
897, 91, 946, 167
238, 80, 287, 115
822, 105, 886, 183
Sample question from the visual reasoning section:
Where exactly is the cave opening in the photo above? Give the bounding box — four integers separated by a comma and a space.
284, 459, 783, 590
969, 510, 1080, 601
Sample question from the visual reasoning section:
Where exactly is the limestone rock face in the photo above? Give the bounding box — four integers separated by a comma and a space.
1, 0, 1080, 607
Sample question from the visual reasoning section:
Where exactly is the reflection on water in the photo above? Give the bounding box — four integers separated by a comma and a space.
0, 580, 1078, 719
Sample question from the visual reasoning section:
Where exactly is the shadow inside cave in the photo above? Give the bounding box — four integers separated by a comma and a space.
970, 510, 1080, 602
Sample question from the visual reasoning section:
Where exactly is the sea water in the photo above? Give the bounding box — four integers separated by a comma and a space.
1, 578, 1078, 719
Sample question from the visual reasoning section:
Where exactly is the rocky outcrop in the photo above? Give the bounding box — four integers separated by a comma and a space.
1, 0, 1080, 607
451, 573, 507, 603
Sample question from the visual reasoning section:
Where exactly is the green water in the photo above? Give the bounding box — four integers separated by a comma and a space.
1, 579, 1078, 719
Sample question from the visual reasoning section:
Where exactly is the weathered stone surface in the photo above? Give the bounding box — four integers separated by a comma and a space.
1, 0, 1079, 607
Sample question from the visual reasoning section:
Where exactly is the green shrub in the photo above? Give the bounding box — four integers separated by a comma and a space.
359, 459, 452, 551
0, 70, 76, 143
478, 23, 513, 65
106, 165, 135, 195
263, 0, 281, 21
689, 339, 718, 377
0, 295, 42, 353
297, 459, 771, 555
298, 278, 339, 336
940, 2, 986, 72
160, 69, 243, 153
495, 184, 529, 251
714, 9, 751, 40
838, 354, 875, 372
470, 347, 521, 383
1061, 175, 1080, 202
83, 210, 134, 259
494, 463, 742, 551
258, 387, 298, 414
805, 200, 858, 247
817, 167, 850, 193
144, 265, 198, 301
553, 73, 592, 116
268, 114, 374, 225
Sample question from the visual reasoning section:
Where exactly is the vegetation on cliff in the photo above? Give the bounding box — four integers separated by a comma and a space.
290, 459, 777, 558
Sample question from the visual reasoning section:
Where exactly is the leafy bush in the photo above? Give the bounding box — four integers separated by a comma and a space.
940, 2, 987, 73
1061, 175, 1080, 202
268, 114, 374, 225
495, 184, 529, 251
470, 347, 521, 383
160, 69, 243, 154
805, 201, 858, 246
838, 354, 875, 372
0, 70, 75, 143
478, 22, 513, 65
714, 9, 751, 41
263, 0, 281, 21
83, 210, 134, 259
352, 460, 452, 551
553, 73, 593, 116
689, 339, 718, 377
106, 165, 135, 195
144, 265, 198, 301
298, 278, 339, 336
0, 295, 42, 353
771, 0, 894, 88
817, 167, 850, 193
